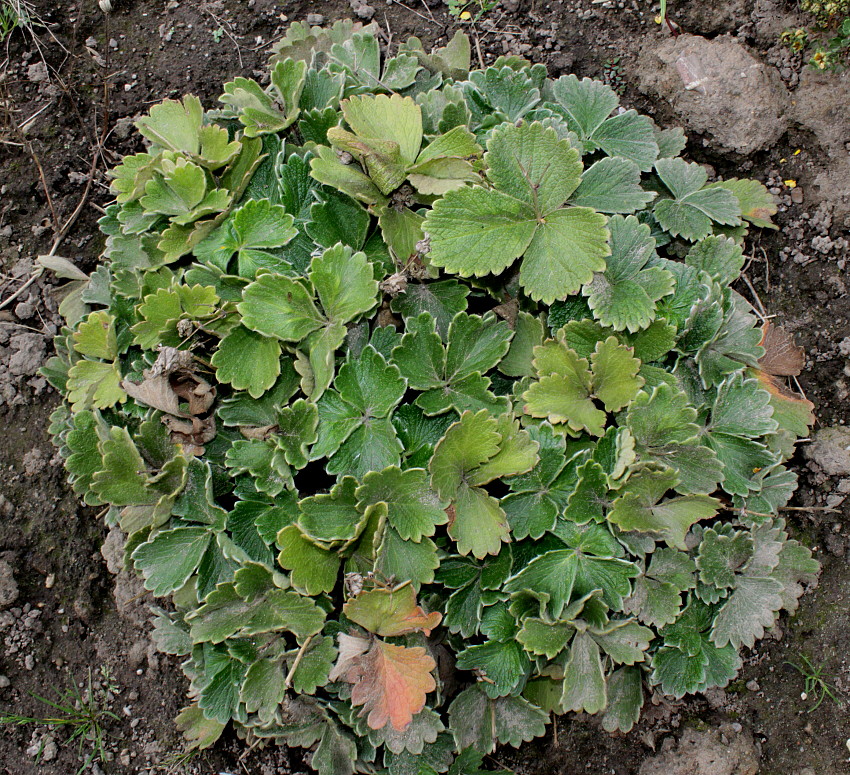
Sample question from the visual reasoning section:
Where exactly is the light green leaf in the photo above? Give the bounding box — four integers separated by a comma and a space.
485, 122, 582, 214
211, 325, 281, 399
239, 275, 323, 342
424, 186, 537, 278
66, 359, 126, 412
519, 206, 610, 304
135, 95, 203, 154
342, 93, 423, 166
73, 311, 118, 360
429, 409, 501, 500
590, 336, 644, 412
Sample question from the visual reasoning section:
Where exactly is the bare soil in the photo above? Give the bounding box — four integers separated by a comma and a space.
1, 1, 848, 773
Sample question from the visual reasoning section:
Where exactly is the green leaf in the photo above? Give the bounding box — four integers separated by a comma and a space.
132, 527, 211, 596
277, 525, 341, 595
91, 426, 149, 504
307, 192, 370, 250
601, 666, 643, 733
696, 527, 754, 589
225, 439, 293, 497
569, 157, 656, 214
375, 523, 440, 588
583, 215, 673, 333
627, 385, 724, 495
455, 640, 531, 698
392, 405, 454, 469
685, 236, 744, 286
561, 631, 606, 714
546, 75, 658, 169
285, 635, 337, 695
423, 123, 609, 302
504, 549, 578, 619
356, 467, 448, 542
298, 476, 363, 544
429, 409, 500, 501
211, 325, 281, 399
517, 617, 574, 659
448, 684, 548, 755
335, 345, 406, 418
309, 244, 379, 324
500, 312, 545, 378
311, 720, 358, 775
188, 564, 325, 643
710, 372, 778, 438
710, 575, 783, 649
654, 159, 742, 242
608, 467, 720, 550
522, 339, 603, 435
276, 398, 319, 469
390, 280, 470, 341
241, 658, 286, 724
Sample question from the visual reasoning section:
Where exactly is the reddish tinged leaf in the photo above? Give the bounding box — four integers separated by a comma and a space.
343, 585, 442, 637
329, 633, 436, 731
758, 321, 804, 377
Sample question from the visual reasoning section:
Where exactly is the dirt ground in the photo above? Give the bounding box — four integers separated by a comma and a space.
0, 0, 849, 773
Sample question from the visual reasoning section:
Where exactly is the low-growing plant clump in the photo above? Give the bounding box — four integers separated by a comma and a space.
43, 20, 820, 774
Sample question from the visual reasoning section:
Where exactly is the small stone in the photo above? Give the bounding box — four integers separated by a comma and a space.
0, 560, 19, 609
0, 675, 10, 688
791, 186, 804, 204
745, 679, 759, 691
305, 13, 324, 25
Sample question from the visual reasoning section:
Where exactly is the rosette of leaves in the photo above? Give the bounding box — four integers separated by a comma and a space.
44, 20, 818, 775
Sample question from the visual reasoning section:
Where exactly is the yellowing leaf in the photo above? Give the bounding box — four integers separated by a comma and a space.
330, 634, 436, 731
343, 585, 442, 637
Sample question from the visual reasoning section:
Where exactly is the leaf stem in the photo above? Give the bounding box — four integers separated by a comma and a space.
284, 635, 314, 689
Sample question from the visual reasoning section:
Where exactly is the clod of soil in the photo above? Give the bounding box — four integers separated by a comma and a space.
636, 33, 789, 156
805, 426, 850, 476
638, 722, 759, 775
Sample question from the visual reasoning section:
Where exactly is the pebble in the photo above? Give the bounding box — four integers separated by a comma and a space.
791, 187, 804, 204
305, 13, 324, 25
0, 674, 10, 688
746, 679, 760, 691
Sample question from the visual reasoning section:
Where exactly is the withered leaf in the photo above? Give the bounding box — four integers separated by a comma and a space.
329, 633, 436, 731
758, 321, 804, 377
